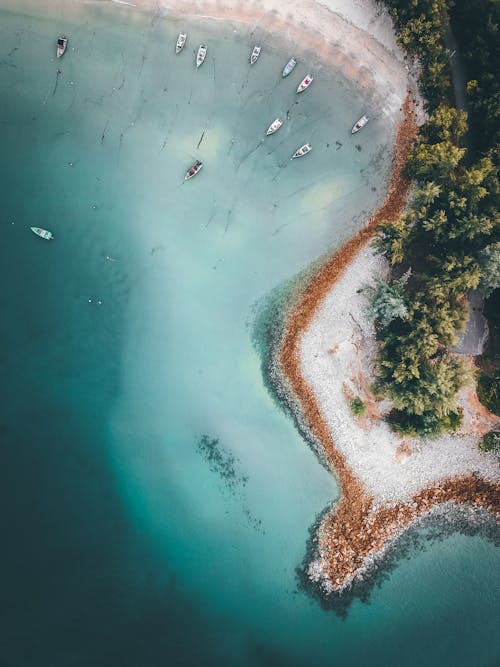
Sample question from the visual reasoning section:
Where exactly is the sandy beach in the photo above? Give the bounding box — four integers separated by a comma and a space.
99, 0, 410, 118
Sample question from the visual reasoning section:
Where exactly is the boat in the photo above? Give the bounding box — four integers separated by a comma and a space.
351, 114, 369, 133
185, 160, 203, 180
196, 44, 207, 68
249, 45, 261, 65
282, 57, 297, 77
291, 143, 312, 159
31, 226, 54, 240
266, 118, 283, 136
297, 74, 313, 93
176, 32, 187, 54
56, 36, 68, 59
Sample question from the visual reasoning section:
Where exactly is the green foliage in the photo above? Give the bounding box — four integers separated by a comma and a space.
479, 430, 500, 452
476, 372, 500, 416
366, 270, 411, 327
373, 217, 412, 266
370, 0, 499, 436
413, 181, 442, 208
387, 407, 463, 437
386, 0, 452, 107
404, 140, 465, 181
450, 0, 500, 153
350, 397, 367, 417
378, 352, 468, 418
478, 242, 500, 297
420, 104, 468, 144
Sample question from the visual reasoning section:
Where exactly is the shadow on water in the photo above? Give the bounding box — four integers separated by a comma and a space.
296, 504, 500, 619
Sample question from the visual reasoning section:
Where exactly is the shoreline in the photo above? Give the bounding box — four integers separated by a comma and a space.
277, 95, 500, 594
7, 0, 496, 595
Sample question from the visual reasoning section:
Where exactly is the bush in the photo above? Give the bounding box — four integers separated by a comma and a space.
479, 431, 500, 452
350, 397, 367, 417
387, 407, 463, 437
477, 373, 500, 416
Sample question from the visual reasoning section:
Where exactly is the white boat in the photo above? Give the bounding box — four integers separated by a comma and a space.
249, 45, 261, 65
291, 143, 312, 159
196, 44, 207, 68
351, 114, 369, 134
31, 226, 54, 240
176, 32, 187, 54
297, 75, 313, 93
266, 118, 283, 136
185, 160, 203, 180
282, 57, 296, 77
56, 36, 68, 59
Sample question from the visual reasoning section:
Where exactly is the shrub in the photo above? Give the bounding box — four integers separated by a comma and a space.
476, 373, 500, 416
350, 397, 367, 417
479, 431, 500, 452
387, 407, 463, 438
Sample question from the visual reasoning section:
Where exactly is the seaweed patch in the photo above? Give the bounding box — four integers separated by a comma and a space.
196, 434, 264, 534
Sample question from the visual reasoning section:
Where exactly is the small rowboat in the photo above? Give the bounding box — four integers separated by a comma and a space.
56, 36, 68, 59
351, 114, 369, 134
196, 44, 207, 68
282, 57, 296, 77
291, 143, 312, 159
185, 160, 203, 180
31, 226, 54, 240
249, 45, 261, 65
266, 118, 283, 136
176, 32, 187, 54
297, 74, 313, 93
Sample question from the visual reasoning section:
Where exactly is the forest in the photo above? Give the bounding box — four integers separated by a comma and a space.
368, 0, 499, 438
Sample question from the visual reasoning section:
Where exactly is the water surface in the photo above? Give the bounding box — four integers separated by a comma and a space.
0, 2, 498, 666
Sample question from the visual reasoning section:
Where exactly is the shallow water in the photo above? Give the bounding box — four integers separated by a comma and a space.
0, 2, 498, 666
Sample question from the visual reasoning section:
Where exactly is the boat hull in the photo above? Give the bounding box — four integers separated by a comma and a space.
31, 226, 54, 240
250, 46, 261, 65
297, 75, 313, 93
185, 161, 203, 180
291, 144, 312, 159
176, 33, 187, 53
351, 115, 369, 133
282, 57, 297, 77
266, 118, 283, 136
196, 45, 207, 68
56, 37, 67, 58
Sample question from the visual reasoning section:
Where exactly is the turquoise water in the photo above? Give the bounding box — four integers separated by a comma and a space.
0, 2, 498, 665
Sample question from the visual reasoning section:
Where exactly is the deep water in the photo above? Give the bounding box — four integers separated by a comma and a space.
0, 2, 498, 666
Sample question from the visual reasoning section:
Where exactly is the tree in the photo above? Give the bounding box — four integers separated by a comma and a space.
413, 181, 442, 208
373, 217, 412, 265
404, 140, 466, 182
478, 242, 500, 296
420, 104, 468, 144
382, 354, 468, 418
366, 270, 411, 327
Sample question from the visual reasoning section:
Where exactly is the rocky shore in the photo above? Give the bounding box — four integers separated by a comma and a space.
277, 95, 500, 595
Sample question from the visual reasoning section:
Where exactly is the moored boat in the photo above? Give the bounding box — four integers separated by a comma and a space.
176, 32, 187, 54
196, 44, 207, 68
249, 45, 261, 65
351, 114, 369, 133
282, 57, 297, 77
185, 160, 203, 180
266, 118, 283, 136
31, 226, 54, 240
56, 36, 68, 58
297, 74, 313, 93
291, 143, 312, 159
